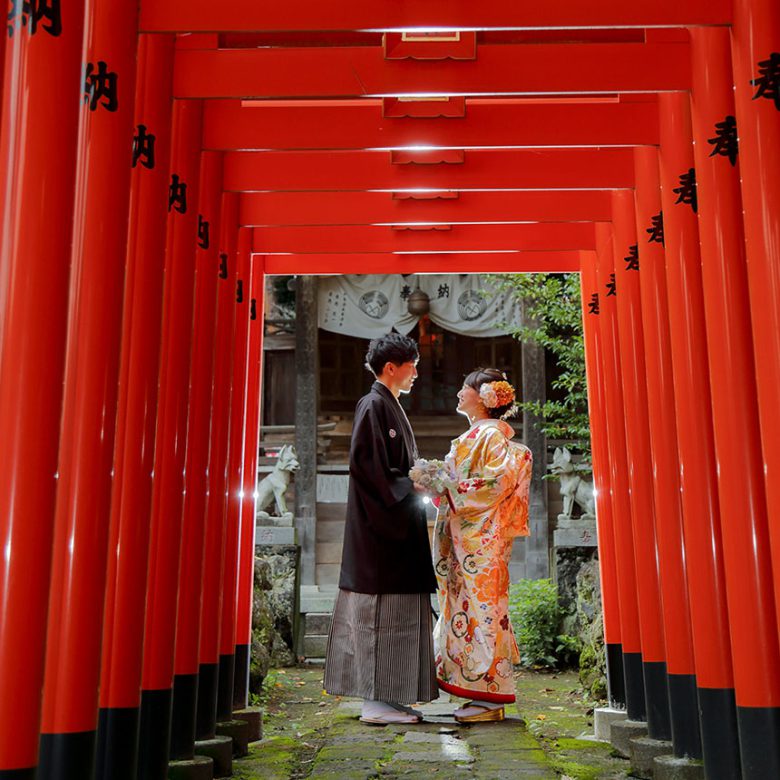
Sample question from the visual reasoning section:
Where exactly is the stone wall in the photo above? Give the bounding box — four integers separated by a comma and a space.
555, 549, 607, 699
574, 557, 607, 700
250, 557, 275, 692
251, 546, 300, 694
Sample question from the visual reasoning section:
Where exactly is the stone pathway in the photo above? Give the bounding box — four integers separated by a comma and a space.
232, 667, 631, 780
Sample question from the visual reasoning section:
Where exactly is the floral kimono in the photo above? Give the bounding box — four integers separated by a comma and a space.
433, 418, 532, 703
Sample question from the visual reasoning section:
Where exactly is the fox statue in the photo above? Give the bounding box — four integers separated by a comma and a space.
256, 444, 299, 517
550, 446, 595, 520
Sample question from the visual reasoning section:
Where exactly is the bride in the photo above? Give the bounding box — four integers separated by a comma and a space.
426, 368, 532, 723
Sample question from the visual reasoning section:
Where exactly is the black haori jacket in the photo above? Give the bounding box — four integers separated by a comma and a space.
339, 381, 437, 595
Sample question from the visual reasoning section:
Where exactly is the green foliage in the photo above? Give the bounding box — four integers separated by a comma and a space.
489, 273, 590, 461
510, 579, 559, 667
555, 633, 584, 669
272, 276, 296, 310
509, 578, 582, 669
257, 668, 296, 708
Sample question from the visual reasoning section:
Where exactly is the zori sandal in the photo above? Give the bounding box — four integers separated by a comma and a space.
454, 703, 505, 723
390, 703, 424, 719
359, 711, 422, 726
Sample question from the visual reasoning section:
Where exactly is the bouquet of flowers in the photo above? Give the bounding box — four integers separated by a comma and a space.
409, 458, 456, 495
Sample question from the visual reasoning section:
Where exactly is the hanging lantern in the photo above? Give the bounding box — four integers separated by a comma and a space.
407, 287, 431, 316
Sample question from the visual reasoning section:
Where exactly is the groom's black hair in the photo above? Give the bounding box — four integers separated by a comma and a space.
365, 332, 419, 376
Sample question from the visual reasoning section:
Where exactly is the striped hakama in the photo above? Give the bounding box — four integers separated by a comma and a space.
323, 589, 439, 704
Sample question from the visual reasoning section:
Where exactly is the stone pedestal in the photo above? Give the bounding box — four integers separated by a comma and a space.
233, 707, 263, 742
256, 510, 294, 527
593, 706, 627, 741
168, 756, 213, 780
653, 755, 705, 780
553, 518, 598, 547
610, 718, 649, 758
216, 719, 250, 757
630, 735, 674, 778
194, 736, 232, 778
555, 517, 594, 529
255, 525, 297, 546
303, 633, 328, 658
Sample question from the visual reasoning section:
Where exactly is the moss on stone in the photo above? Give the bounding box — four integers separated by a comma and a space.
316, 744, 389, 761
578, 642, 607, 700
232, 666, 630, 779
574, 559, 608, 699
249, 563, 275, 692
231, 737, 299, 780
548, 756, 602, 780
556, 737, 611, 752
465, 727, 540, 751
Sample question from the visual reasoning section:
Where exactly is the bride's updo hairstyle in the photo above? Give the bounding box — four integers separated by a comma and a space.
464, 368, 517, 420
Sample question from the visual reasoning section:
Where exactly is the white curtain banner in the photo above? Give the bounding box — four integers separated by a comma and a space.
318, 274, 521, 339
318, 274, 418, 339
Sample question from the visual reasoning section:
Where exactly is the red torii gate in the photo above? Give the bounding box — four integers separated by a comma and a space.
203, 99, 663, 149
0, 2, 778, 780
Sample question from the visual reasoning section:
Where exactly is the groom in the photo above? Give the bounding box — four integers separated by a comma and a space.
323, 332, 438, 725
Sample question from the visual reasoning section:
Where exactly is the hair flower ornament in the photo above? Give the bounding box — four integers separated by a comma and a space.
479, 380, 516, 409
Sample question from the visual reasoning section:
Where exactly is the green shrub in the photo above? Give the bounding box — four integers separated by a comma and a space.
509, 578, 581, 668
555, 633, 583, 668
509, 579, 562, 667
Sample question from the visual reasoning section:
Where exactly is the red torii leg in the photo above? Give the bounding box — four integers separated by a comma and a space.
578, 252, 625, 710
633, 148, 723, 768
170, 151, 223, 761
593, 223, 646, 722
234, 256, 266, 709
693, 26, 780, 777
197, 193, 239, 741
37, 1, 139, 776
0, 4, 85, 776
96, 34, 176, 780
658, 91, 780, 778
610, 192, 673, 744
731, 0, 780, 650
218, 229, 254, 722
137, 98, 203, 780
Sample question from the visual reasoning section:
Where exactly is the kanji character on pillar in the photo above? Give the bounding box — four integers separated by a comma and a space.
751, 52, 780, 111
707, 115, 739, 166
624, 244, 639, 271
588, 293, 600, 315
168, 174, 187, 213
605, 274, 617, 297
132, 124, 156, 169
84, 61, 118, 112
673, 168, 698, 214
7, 0, 62, 38
197, 215, 210, 250
647, 212, 665, 246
